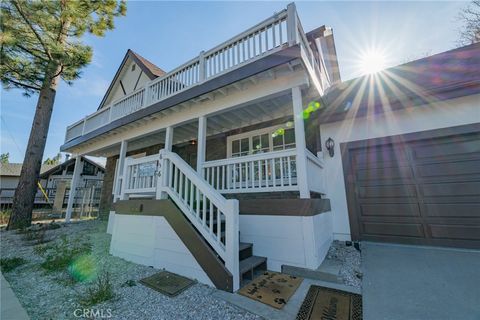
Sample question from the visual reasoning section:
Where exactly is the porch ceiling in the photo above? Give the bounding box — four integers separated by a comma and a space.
89, 91, 294, 158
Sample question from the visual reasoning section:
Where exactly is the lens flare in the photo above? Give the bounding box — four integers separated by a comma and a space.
68, 255, 97, 282
359, 48, 388, 75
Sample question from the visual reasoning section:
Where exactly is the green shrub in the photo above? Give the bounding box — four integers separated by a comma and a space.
80, 271, 114, 306
34, 235, 91, 272
0, 257, 27, 272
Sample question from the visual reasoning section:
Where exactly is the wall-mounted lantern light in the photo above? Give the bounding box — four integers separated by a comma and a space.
325, 137, 335, 157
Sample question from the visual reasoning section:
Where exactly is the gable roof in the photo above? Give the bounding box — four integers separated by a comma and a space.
39, 156, 105, 179
0, 163, 57, 177
320, 42, 480, 123
97, 49, 166, 110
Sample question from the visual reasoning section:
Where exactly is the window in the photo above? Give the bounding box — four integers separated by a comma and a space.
82, 162, 96, 175
227, 124, 296, 158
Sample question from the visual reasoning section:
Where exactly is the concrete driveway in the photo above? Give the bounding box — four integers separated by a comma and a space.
362, 242, 480, 320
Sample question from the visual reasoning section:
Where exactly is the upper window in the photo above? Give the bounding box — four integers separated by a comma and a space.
227, 124, 295, 158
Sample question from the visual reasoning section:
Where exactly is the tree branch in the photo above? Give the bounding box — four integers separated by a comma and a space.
3, 77, 41, 91
11, 0, 53, 61
15, 44, 49, 62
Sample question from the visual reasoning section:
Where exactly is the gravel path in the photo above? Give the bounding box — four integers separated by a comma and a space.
0, 220, 261, 320
325, 240, 362, 289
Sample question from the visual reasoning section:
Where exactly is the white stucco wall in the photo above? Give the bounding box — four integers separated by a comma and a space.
239, 212, 332, 271
319, 94, 480, 240
110, 213, 214, 286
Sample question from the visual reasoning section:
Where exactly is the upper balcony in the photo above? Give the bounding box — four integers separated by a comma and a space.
63, 3, 334, 148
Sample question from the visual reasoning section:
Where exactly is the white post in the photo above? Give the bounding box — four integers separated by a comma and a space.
225, 199, 240, 292
292, 86, 310, 198
114, 140, 128, 202
65, 156, 83, 223
159, 126, 173, 199
197, 116, 207, 177
199, 51, 206, 82
286, 3, 298, 46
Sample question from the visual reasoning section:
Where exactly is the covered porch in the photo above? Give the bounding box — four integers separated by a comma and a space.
109, 86, 326, 201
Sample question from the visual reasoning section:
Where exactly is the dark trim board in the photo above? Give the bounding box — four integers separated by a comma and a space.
341, 122, 480, 249
61, 45, 301, 152
239, 198, 331, 216
113, 199, 234, 292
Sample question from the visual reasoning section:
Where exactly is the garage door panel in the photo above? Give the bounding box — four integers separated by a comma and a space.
429, 224, 480, 241
423, 203, 480, 218
356, 166, 413, 181
420, 181, 480, 197
411, 138, 480, 160
360, 203, 420, 217
358, 185, 417, 199
352, 147, 409, 169
343, 124, 480, 248
416, 160, 480, 179
362, 222, 425, 238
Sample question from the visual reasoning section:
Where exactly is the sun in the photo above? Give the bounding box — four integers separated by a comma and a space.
359, 48, 387, 75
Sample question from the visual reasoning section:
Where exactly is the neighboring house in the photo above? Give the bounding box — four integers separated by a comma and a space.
39, 156, 105, 191
59, 3, 479, 293
0, 163, 56, 206
0, 157, 105, 211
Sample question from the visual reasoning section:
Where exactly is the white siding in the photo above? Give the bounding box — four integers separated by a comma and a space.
104, 59, 152, 107
239, 212, 332, 271
319, 94, 480, 241
109, 213, 214, 286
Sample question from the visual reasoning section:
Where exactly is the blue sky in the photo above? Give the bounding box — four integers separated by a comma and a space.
0, 1, 468, 163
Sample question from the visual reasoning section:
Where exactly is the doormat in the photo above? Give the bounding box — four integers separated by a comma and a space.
296, 285, 362, 320
238, 271, 303, 309
139, 271, 195, 297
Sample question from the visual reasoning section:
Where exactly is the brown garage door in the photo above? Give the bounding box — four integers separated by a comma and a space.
342, 123, 480, 249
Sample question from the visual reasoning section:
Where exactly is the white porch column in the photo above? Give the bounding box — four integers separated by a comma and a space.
158, 126, 173, 199
65, 156, 83, 223
114, 140, 128, 202
292, 86, 310, 198
197, 116, 207, 177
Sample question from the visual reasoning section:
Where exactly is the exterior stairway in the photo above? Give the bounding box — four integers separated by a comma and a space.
239, 242, 267, 285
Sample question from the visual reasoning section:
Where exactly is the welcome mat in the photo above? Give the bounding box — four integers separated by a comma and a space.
238, 271, 303, 309
296, 285, 362, 320
140, 271, 195, 297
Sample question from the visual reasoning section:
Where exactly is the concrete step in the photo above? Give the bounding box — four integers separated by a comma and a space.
282, 260, 342, 284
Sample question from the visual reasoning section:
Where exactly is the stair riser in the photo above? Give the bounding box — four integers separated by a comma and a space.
239, 246, 253, 261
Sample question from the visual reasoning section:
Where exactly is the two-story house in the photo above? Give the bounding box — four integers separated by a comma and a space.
60, 3, 480, 292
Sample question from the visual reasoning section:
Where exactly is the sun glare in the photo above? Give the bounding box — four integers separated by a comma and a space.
359, 49, 387, 75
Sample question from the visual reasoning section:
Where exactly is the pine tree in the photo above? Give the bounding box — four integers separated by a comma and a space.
1, 0, 126, 229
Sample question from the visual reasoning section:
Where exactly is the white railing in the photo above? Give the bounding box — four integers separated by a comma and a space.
306, 150, 326, 194
110, 88, 146, 121
204, 10, 288, 80
65, 120, 84, 141
64, 4, 316, 144
84, 107, 110, 133
159, 150, 240, 291
147, 58, 201, 105
121, 154, 160, 195
203, 148, 298, 193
